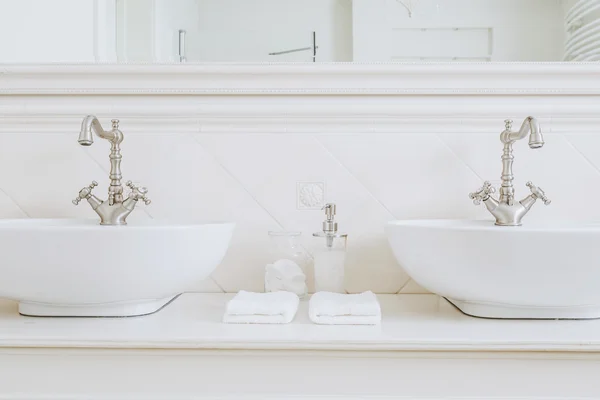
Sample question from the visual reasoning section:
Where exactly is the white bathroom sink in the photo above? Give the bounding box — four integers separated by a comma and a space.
386, 219, 600, 320
0, 219, 234, 317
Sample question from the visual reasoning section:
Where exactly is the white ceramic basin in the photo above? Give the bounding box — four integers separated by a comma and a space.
0, 219, 235, 317
386, 219, 600, 319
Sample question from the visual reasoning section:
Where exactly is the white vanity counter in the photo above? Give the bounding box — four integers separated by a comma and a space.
1, 294, 599, 399
1, 293, 600, 352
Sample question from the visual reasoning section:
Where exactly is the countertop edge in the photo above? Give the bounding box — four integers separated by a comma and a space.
0, 340, 599, 352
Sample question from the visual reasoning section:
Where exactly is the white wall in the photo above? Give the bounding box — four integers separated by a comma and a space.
0, 0, 98, 63
354, 0, 565, 61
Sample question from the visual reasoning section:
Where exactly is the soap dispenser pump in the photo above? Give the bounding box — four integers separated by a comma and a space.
312, 203, 348, 293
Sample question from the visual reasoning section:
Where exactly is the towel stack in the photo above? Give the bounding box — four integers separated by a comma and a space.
222, 290, 381, 325
223, 290, 299, 324
309, 291, 381, 325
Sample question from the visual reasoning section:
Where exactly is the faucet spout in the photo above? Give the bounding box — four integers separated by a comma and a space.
501, 116, 544, 149
79, 115, 123, 146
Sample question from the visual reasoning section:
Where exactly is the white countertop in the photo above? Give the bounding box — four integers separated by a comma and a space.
0, 294, 599, 352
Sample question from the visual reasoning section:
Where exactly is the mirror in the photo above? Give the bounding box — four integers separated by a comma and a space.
0, 0, 595, 63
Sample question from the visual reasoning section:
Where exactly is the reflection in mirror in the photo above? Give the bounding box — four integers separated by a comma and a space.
115, 0, 353, 62
0, 0, 597, 63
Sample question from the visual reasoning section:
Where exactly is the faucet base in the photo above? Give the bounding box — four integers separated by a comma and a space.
100, 221, 127, 226
94, 200, 137, 226
482, 197, 529, 227
494, 221, 522, 227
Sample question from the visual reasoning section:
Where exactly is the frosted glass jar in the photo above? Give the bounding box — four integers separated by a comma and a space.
265, 231, 309, 297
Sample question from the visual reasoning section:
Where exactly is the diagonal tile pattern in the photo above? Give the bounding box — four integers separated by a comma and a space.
318, 134, 482, 220
3, 119, 600, 294
197, 133, 381, 292
0, 133, 107, 218
0, 189, 28, 218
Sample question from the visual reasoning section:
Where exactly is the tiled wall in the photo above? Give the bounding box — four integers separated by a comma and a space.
1, 94, 599, 294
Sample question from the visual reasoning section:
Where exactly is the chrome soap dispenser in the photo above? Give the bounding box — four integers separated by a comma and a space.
312, 203, 348, 293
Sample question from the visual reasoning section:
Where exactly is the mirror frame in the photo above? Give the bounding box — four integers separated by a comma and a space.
1, 63, 600, 96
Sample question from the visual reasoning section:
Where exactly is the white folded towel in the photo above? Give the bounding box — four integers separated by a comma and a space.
223, 290, 300, 324
309, 291, 381, 325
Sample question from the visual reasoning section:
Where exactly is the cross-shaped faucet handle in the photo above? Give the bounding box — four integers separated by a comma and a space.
126, 181, 151, 205
469, 181, 496, 205
73, 181, 98, 205
526, 182, 551, 205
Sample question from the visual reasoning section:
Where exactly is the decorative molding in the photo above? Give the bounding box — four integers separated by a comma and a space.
6, 115, 600, 135
2, 63, 600, 95
1, 93, 600, 134
2, 63, 600, 134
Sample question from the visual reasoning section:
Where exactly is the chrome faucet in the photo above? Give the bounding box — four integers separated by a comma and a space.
469, 117, 550, 226
73, 116, 150, 225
